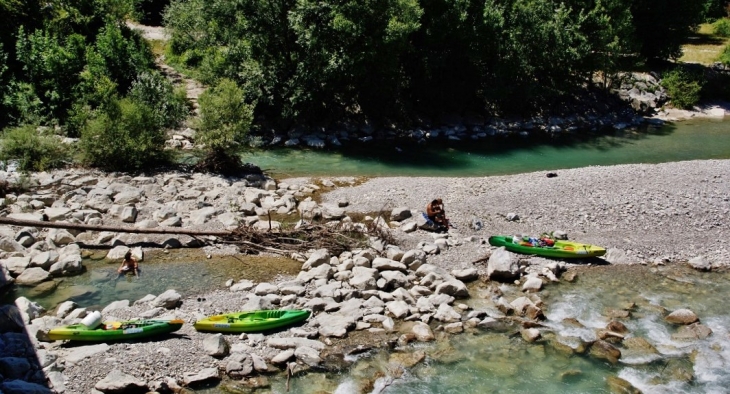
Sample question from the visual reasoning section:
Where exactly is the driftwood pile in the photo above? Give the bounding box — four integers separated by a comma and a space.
0, 215, 395, 258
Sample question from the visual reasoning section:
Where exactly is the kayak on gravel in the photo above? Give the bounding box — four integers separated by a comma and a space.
194, 309, 310, 333
48, 318, 184, 342
488, 235, 606, 259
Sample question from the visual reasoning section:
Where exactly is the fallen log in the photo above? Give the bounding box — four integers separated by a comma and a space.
0, 217, 232, 237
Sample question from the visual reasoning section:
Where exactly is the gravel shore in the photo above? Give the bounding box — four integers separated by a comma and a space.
5, 160, 730, 393
313, 159, 730, 269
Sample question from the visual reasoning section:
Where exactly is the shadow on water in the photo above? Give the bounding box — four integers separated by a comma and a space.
238, 120, 730, 178
0, 266, 53, 392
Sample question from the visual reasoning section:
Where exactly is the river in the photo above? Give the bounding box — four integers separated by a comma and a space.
239, 119, 730, 178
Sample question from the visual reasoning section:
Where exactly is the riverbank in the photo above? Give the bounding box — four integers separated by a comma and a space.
1, 159, 728, 393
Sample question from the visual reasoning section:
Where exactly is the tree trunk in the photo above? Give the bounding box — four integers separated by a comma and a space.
0, 217, 232, 237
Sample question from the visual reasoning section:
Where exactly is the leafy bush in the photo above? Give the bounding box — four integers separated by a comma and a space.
196, 78, 254, 152
719, 43, 730, 65
0, 125, 68, 171
661, 68, 705, 109
128, 71, 189, 129
713, 18, 730, 37
79, 97, 170, 171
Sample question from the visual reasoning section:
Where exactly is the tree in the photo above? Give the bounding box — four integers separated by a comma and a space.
630, 0, 706, 61
195, 78, 254, 171
80, 96, 170, 171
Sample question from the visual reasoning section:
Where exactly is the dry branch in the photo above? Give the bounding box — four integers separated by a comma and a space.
0, 217, 231, 236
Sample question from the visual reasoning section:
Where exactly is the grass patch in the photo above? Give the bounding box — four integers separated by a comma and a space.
148, 39, 167, 58
680, 23, 730, 65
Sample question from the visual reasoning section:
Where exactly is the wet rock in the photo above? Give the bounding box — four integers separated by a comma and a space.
605, 308, 630, 319
521, 328, 541, 342
672, 323, 712, 340
589, 340, 621, 364
452, 268, 478, 282
389, 350, 426, 368
443, 322, 464, 333
435, 280, 469, 298
226, 353, 253, 378
411, 322, 435, 341
183, 367, 220, 386
665, 309, 699, 325
605, 376, 642, 394
14, 267, 51, 285
94, 369, 148, 393
522, 276, 543, 292
295, 346, 322, 366
271, 349, 295, 364
607, 320, 629, 334
688, 255, 711, 271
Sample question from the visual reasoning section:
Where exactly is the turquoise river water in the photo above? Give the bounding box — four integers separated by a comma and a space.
241, 119, 730, 178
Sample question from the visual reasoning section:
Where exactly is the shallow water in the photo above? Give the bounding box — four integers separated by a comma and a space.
220, 264, 730, 394
1, 250, 301, 310
240, 120, 730, 178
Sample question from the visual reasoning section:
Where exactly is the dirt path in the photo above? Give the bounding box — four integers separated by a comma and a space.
126, 21, 206, 114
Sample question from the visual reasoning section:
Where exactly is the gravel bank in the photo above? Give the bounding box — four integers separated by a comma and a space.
312, 159, 730, 269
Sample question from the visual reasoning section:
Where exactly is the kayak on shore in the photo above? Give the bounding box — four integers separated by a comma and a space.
48, 319, 184, 342
488, 235, 606, 259
194, 309, 311, 333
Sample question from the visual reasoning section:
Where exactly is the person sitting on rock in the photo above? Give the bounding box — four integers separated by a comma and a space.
117, 251, 140, 278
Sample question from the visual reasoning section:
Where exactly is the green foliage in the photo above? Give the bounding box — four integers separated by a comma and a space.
661, 68, 705, 109
196, 78, 253, 152
630, 0, 707, 60
712, 18, 730, 37
0, 124, 68, 171
79, 96, 170, 171
128, 71, 189, 129
720, 43, 730, 65
89, 23, 155, 94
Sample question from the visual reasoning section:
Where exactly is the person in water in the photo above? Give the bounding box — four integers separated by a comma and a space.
426, 198, 449, 230
117, 251, 140, 277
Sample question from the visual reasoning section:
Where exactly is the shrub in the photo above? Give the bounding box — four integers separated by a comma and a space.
661, 68, 704, 109
719, 43, 730, 65
196, 78, 254, 152
713, 18, 730, 37
128, 71, 189, 130
0, 125, 68, 171
79, 97, 170, 171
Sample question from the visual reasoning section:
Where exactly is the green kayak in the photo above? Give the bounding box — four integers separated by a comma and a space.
488, 235, 606, 259
48, 319, 184, 342
194, 309, 310, 333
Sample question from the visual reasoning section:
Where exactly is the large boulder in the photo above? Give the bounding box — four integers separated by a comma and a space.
665, 309, 699, 325
2, 257, 30, 276
203, 334, 230, 357
152, 289, 182, 309
302, 249, 330, 270
14, 267, 51, 286
487, 247, 519, 281
390, 207, 412, 221
15, 296, 45, 323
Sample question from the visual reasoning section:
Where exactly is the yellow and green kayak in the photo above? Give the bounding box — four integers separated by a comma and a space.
488, 235, 606, 259
194, 309, 310, 333
48, 319, 184, 342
